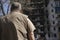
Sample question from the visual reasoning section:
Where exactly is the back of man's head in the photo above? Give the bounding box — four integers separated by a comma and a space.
11, 2, 22, 12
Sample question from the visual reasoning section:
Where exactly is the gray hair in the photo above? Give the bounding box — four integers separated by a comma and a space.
11, 2, 22, 11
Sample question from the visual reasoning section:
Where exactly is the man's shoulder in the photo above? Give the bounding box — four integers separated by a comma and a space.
21, 13, 28, 18
3, 12, 28, 20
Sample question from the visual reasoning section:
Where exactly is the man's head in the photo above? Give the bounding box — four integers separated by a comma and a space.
11, 2, 22, 12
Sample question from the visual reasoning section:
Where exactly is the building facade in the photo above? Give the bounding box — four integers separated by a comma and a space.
54, 0, 60, 40
45, 0, 59, 40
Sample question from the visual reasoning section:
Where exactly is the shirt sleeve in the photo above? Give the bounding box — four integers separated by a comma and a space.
27, 18, 36, 32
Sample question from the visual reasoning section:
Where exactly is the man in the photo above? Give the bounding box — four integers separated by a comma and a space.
0, 2, 36, 40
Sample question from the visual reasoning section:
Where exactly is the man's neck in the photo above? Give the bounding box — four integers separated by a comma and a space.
11, 10, 21, 13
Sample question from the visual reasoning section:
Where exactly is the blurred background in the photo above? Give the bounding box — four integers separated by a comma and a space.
0, 0, 60, 40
